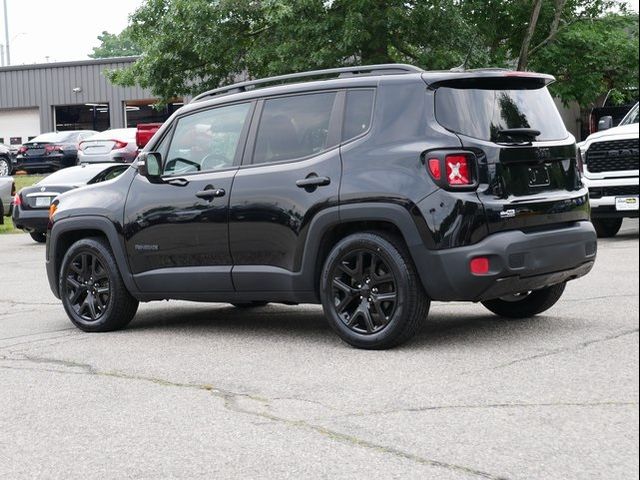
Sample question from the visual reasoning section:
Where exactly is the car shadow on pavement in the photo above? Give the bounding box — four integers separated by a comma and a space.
127, 302, 557, 350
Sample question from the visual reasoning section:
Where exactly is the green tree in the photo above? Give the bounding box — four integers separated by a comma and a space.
89, 28, 142, 59
531, 13, 639, 107
108, 0, 637, 109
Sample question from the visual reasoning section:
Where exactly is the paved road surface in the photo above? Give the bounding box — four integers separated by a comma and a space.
1, 220, 638, 479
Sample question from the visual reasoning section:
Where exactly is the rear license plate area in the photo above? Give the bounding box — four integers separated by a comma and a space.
527, 166, 550, 187
35, 196, 52, 208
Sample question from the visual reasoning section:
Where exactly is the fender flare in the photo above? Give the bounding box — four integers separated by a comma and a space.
48, 216, 139, 298
298, 202, 433, 295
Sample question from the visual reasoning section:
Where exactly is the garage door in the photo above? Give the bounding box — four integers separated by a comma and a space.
0, 108, 40, 146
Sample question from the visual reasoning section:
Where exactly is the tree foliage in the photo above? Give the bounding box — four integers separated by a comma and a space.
107, 0, 639, 109
89, 28, 142, 59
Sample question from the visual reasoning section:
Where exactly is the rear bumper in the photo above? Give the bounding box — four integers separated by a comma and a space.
413, 221, 597, 302
15, 154, 76, 170
12, 206, 49, 232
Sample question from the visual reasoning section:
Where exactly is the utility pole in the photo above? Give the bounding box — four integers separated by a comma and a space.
2, 0, 9, 65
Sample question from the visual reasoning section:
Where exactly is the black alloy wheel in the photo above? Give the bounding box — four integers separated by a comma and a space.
65, 251, 111, 322
330, 249, 397, 335
60, 238, 138, 332
320, 232, 430, 349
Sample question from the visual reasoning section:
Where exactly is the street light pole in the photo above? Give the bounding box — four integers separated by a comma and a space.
2, 0, 9, 65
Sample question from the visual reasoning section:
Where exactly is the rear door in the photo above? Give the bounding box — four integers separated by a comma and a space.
228, 91, 342, 292
433, 78, 588, 233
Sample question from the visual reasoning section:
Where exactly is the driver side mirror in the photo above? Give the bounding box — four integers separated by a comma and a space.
137, 152, 163, 183
598, 116, 613, 131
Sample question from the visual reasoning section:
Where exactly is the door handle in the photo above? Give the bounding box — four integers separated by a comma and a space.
296, 175, 331, 189
195, 188, 226, 200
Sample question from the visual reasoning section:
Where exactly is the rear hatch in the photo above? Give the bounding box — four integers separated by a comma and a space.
431, 73, 588, 234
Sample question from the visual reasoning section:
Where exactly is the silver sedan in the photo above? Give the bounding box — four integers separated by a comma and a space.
77, 128, 139, 164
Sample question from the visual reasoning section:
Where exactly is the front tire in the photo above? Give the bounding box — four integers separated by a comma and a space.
59, 237, 138, 332
482, 283, 567, 318
592, 218, 623, 238
320, 232, 430, 349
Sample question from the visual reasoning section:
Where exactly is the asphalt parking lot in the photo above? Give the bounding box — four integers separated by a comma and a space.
0, 220, 638, 480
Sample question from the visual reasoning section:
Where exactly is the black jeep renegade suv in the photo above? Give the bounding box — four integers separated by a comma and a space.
45, 64, 597, 349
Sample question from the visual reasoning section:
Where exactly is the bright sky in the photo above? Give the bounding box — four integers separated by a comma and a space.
1, 0, 639, 66
2, 0, 145, 65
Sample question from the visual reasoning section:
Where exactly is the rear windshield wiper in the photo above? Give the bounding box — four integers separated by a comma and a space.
496, 128, 541, 140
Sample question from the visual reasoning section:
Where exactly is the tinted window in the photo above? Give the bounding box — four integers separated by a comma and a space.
435, 87, 568, 141
253, 92, 336, 164
343, 89, 374, 141
164, 103, 251, 175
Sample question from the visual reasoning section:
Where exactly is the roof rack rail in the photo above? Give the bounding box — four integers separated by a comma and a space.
191, 64, 423, 103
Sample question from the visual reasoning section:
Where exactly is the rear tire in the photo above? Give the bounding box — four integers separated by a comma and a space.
59, 237, 138, 332
0, 156, 11, 176
320, 231, 430, 349
592, 218, 623, 238
30, 232, 47, 243
482, 283, 567, 318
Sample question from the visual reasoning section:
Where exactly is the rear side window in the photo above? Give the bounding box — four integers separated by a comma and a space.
343, 89, 374, 142
253, 92, 336, 164
435, 86, 568, 142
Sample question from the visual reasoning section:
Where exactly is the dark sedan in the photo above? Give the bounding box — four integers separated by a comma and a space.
14, 131, 97, 172
12, 163, 129, 242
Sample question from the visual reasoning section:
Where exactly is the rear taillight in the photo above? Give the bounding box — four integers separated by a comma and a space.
425, 151, 478, 190
445, 154, 471, 186
13, 193, 21, 207
427, 158, 442, 180
113, 140, 128, 150
45, 145, 63, 153
18, 146, 27, 154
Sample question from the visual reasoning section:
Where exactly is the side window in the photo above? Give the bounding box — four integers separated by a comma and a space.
253, 92, 337, 164
343, 89, 374, 142
164, 102, 251, 175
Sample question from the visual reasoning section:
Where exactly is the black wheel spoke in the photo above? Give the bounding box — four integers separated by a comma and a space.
330, 248, 398, 335
64, 251, 111, 323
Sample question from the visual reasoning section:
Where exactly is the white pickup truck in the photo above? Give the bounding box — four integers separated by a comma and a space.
0, 175, 15, 224
578, 102, 639, 237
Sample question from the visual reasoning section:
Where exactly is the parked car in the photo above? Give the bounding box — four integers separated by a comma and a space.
13, 163, 129, 242
0, 144, 12, 176
0, 176, 15, 223
78, 128, 139, 164
14, 130, 97, 172
136, 123, 163, 149
45, 64, 596, 349
578, 102, 639, 237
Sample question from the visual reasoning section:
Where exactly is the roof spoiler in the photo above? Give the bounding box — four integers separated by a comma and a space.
422, 70, 555, 89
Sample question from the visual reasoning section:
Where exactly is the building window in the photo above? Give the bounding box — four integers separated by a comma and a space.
124, 100, 183, 128
54, 104, 110, 132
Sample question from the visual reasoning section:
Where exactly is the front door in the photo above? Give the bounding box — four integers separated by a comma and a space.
124, 101, 254, 294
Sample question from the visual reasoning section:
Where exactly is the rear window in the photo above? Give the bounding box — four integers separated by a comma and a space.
435, 87, 568, 142
343, 89, 375, 142
30, 132, 76, 143
253, 92, 337, 164
38, 165, 107, 185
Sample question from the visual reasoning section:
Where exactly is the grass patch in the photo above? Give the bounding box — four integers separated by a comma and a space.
0, 175, 46, 234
